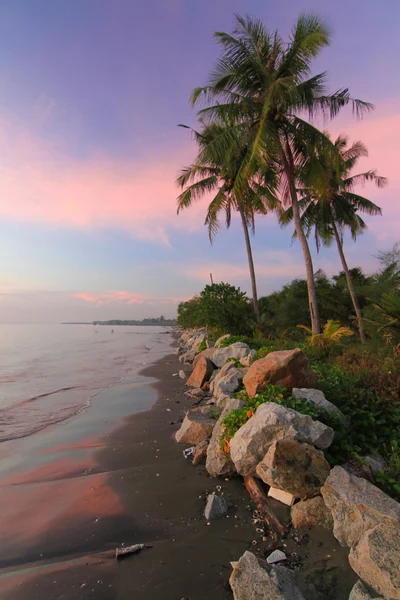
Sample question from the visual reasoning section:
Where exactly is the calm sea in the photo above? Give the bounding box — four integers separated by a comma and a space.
0, 324, 173, 443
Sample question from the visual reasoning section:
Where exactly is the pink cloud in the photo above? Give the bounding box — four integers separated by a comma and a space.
0, 116, 206, 245
71, 290, 186, 306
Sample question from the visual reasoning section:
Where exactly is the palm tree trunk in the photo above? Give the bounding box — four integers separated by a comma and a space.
282, 140, 321, 334
238, 205, 260, 322
332, 221, 366, 344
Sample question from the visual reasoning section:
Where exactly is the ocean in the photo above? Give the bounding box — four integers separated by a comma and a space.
0, 323, 174, 443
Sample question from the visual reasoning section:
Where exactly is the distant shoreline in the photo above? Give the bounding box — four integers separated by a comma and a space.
61, 320, 177, 326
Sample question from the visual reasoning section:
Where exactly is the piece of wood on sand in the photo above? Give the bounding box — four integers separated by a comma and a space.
115, 543, 152, 559
243, 476, 286, 536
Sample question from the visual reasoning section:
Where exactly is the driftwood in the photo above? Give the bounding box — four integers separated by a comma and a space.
243, 476, 286, 536
115, 543, 152, 559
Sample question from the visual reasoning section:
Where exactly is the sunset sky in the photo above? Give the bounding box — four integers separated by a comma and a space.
0, 0, 399, 323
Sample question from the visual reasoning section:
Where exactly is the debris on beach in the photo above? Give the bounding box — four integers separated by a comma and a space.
179, 369, 187, 380
115, 543, 152, 559
183, 447, 194, 459
204, 492, 228, 520
267, 549, 287, 564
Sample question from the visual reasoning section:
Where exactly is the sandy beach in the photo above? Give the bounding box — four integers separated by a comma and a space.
0, 338, 355, 600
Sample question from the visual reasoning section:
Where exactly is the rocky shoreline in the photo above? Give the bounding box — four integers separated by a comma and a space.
175, 329, 400, 600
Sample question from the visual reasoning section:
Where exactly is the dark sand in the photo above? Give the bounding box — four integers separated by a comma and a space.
0, 340, 356, 600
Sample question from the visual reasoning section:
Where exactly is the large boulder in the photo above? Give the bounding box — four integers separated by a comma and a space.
349, 522, 400, 600
175, 407, 216, 445
178, 348, 197, 364
186, 356, 216, 388
292, 388, 349, 427
256, 439, 331, 499
321, 466, 400, 547
229, 551, 305, 600
213, 367, 245, 400
291, 496, 333, 530
243, 349, 317, 397
193, 347, 216, 367
230, 402, 334, 476
186, 332, 206, 353
212, 342, 251, 368
209, 362, 237, 395
349, 581, 383, 600
206, 397, 244, 478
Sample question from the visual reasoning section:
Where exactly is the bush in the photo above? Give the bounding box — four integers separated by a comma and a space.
177, 283, 254, 335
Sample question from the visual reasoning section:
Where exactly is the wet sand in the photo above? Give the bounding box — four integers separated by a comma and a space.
0, 341, 356, 600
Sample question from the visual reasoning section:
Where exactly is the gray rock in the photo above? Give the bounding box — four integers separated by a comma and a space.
267, 550, 287, 564
349, 581, 383, 600
209, 361, 237, 396
364, 452, 386, 477
349, 522, 400, 600
229, 551, 305, 600
204, 493, 228, 520
292, 388, 349, 427
230, 402, 334, 476
321, 466, 400, 547
206, 397, 244, 478
212, 342, 251, 368
213, 367, 244, 400
178, 349, 197, 364
175, 407, 216, 445
179, 370, 186, 380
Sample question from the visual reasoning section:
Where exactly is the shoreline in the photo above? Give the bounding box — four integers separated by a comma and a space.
0, 336, 355, 600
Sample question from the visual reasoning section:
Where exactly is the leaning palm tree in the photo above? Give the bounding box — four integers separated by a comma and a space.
292, 135, 387, 343
177, 119, 278, 321
190, 13, 372, 333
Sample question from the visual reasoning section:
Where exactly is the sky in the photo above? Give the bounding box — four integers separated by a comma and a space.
0, 0, 399, 323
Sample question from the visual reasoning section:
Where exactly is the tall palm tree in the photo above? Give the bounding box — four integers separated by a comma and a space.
177, 119, 278, 321
190, 13, 372, 333
293, 135, 387, 343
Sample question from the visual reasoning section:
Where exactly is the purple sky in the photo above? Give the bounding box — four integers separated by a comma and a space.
0, 0, 399, 323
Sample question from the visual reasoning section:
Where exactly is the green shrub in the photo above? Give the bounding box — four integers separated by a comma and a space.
197, 339, 207, 353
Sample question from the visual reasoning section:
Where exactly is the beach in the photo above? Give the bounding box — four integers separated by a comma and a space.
0, 333, 356, 600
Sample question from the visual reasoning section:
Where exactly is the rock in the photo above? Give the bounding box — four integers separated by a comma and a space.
268, 487, 296, 506
175, 407, 216, 445
184, 388, 206, 400
321, 466, 400, 547
212, 342, 251, 368
192, 440, 209, 466
206, 398, 244, 478
204, 493, 228, 520
186, 356, 216, 388
179, 349, 197, 364
291, 496, 333, 530
229, 551, 305, 600
230, 402, 334, 476
186, 332, 206, 353
179, 370, 186, 380
240, 349, 257, 367
243, 349, 317, 397
349, 580, 383, 600
267, 550, 287, 564
213, 367, 244, 400
349, 522, 400, 600
364, 452, 386, 478
214, 334, 231, 348
193, 347, 216, 367
215, 393, 234, 410
292, 388, 349, 427
256, 439, 331, 498
209, 361, 236, 394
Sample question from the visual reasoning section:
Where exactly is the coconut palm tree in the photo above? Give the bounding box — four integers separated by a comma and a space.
292, 135, 387, 343
177, 119, 278, 321
190, 13, 372, 333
